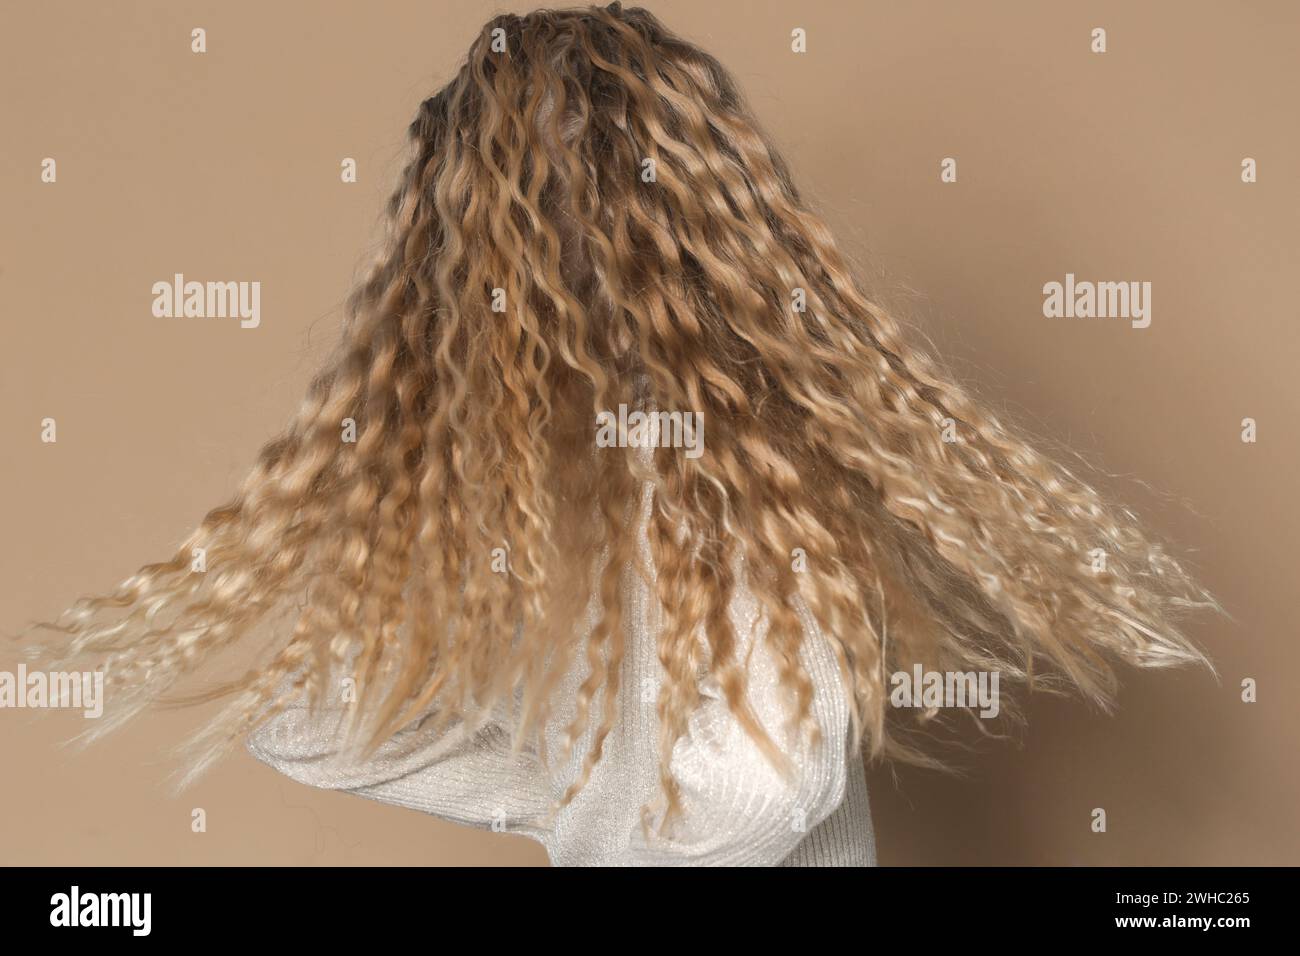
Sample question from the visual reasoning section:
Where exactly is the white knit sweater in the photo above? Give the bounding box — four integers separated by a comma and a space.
246, 473, 876, 866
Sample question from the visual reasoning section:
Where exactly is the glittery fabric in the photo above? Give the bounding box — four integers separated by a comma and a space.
246, 470, 876, 866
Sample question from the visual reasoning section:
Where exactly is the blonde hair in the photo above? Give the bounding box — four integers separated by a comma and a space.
21, 3, 1218, 825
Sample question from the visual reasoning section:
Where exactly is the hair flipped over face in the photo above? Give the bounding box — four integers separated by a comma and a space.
26, 3, 1217, 822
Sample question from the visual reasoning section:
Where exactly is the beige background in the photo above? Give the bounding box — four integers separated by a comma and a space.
2, 0, 1296, 865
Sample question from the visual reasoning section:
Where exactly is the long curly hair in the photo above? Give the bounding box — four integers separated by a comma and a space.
20, 3, 1218, 824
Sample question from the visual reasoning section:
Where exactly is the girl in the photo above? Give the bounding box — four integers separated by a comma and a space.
22, 3, 1217, 866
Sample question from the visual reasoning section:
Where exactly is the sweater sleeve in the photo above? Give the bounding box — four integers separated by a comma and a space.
616, 594, 855, 867
245, 695, 552, 837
